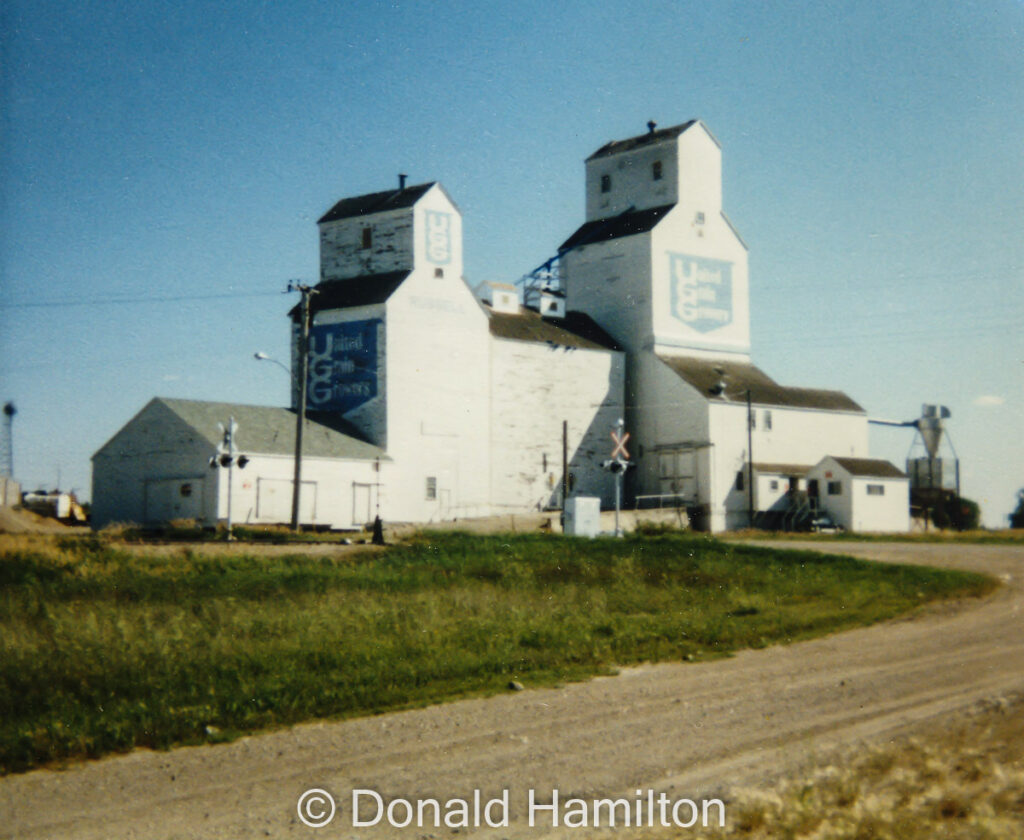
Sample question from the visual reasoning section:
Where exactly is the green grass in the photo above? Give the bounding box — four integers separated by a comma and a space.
0, 532, 996, 774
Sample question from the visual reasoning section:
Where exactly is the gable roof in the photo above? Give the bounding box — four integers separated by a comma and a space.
657, 354, 865, 413
830, 457, 906, 479
587, 121, 698, 161
487, 306, 621, 351
317, 182, 435, 224
153, 398, 386, 460
290, 271, 411, 320
753, 462, 814, 477
559, 204, 674, 252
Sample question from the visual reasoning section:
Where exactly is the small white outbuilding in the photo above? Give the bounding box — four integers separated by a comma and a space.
91, 398, 388, 530
806, 456, 910, 533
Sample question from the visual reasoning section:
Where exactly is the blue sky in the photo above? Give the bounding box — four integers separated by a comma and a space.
2, 0, 1021, 525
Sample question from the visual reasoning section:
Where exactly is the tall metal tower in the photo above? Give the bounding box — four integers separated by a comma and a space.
1, 402, 15, 478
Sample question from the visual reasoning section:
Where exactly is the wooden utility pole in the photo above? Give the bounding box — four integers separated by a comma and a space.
747, 389, 754, 528
290, 283, 316, 531
562, 420, 569, 509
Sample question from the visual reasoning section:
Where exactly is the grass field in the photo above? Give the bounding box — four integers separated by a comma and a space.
0, 531, 996, 774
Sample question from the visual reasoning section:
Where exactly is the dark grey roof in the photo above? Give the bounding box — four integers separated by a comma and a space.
559, 204, 674, 252
156, 398, 387, 460
830, 457, 906, 479
753, 462, 814, 476
657, 355, 865, 413
318, 183, 435, 223
587, 121, 697, 161
487, 306, 621, 351
290, 271, 411, 320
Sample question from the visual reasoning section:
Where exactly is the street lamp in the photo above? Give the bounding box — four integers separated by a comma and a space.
253, 351, 294, 409
254, 351, 291, 378
254, 283, 315, 533
253, 345, 306, 531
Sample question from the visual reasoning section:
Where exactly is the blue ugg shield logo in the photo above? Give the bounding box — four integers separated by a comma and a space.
668, 253, 733, 333
306, 319, 382, 414
425, 211, 452, 265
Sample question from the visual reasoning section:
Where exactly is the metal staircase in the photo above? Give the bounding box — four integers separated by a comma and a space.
754, 491, 840, 533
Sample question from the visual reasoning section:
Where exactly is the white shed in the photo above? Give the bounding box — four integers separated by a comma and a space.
91, 398, 389, 530
806, 456, 910, 533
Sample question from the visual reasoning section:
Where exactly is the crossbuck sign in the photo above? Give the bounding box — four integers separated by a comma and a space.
610, 429, 630, 460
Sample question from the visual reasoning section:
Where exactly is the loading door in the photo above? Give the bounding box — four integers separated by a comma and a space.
352, 482, 374, 527
658, 450, 697, 500
256, 478, 318, 524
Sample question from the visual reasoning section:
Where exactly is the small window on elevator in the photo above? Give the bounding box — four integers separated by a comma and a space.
652, 160, 662, 181
600, 174, 611, 193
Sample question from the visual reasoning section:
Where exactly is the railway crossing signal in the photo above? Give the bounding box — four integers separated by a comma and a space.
603, 419, 632, 536
208, 417, 248, 541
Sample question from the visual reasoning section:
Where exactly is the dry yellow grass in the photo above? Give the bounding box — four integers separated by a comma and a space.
632, 694, 1024, 839
0, 532, 66, 556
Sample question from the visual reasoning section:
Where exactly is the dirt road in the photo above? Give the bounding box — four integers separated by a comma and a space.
3, 541, 1022, 839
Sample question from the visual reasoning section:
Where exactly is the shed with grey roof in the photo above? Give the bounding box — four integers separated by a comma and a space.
806, 455, 910, 533
92, 398, 389, 531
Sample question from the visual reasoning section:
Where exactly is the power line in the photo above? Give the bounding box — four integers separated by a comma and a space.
0, 290, 286, 311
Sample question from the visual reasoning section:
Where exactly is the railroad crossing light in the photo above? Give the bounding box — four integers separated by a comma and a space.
219, 453, 233, 467
602, 459, 630, 474
209, 456, 218, 469
237, 455, 249, 469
